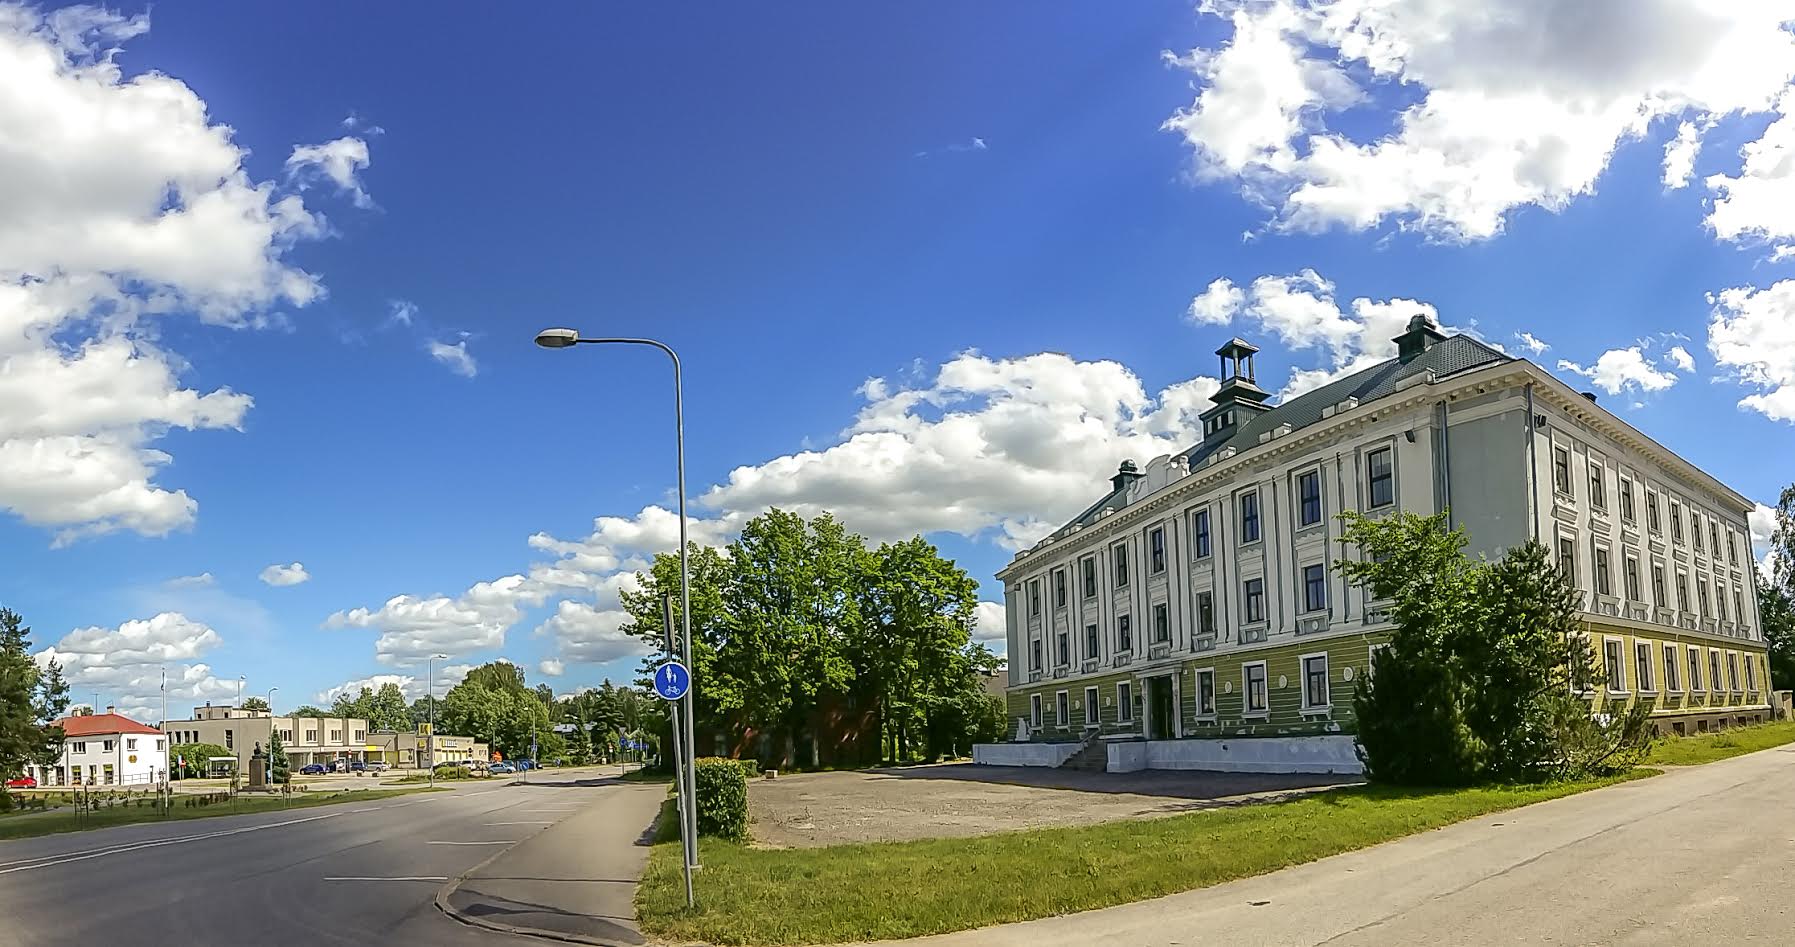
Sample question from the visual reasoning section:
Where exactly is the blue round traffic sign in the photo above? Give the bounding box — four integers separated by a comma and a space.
653, 661, 691, 700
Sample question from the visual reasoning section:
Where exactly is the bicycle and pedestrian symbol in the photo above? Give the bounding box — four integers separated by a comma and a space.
653, 661, 691, 700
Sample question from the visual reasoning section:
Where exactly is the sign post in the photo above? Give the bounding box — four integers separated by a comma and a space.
658, 593, 696, 908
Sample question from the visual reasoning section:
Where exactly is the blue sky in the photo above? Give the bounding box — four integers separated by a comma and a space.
5, 1, 1794, 721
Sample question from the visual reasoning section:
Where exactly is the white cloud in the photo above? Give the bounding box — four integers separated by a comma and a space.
259, 562, 310, 586
1708, 280, 1795, 422
537, 600, 650, 665
286, 136, 373, 209
0, 8, 351, 544
34, 612, 235, 722
1189, 268, 1467, 398
1556, 347, 1680, 396
972, 601, 1007, 646
168, 573, 215, 588
1666, 345, 1696, 373
325, 572, 560, 667
1751, 502, 1782, 581
1707, 91, 1795, 254
1515, 332, 1550, 356
428, 340, 477, 378
1663, 120, 1706, 189
538, 659, 564, 677
314, 673, 417, 706
387, 299, 416, 327
1163, 1, 1795, 241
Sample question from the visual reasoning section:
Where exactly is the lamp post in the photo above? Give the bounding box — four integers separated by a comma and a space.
236, 675, 246, 781
427, 653, 447, 786
535, 327, 698, 907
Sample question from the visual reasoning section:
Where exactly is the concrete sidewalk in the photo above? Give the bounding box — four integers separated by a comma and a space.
437, 779, 667, 946
882, 744, 1795, 946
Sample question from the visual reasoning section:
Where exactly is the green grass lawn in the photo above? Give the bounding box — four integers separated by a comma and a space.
0, 787, 443, 841
636, 775, 1639, 946
1645, 720, 1795, 766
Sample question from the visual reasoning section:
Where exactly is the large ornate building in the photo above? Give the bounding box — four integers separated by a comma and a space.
996, 316, 1768, 771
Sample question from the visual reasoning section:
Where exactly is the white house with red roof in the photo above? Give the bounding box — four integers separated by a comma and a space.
29, 708, 168, 787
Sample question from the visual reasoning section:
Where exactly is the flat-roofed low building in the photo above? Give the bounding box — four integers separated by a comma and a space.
161, 703, 488, 770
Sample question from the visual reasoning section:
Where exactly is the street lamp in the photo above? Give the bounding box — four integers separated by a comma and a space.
236, 675, 246, 781
427, 653, 448, 786
535, 326, 698, 907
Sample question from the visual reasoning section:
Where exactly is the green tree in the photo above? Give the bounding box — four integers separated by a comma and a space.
329, 687, 374, 721
365, 682, 411, 731
854, 536, 985, 762
267, 730, 290, 783
169, 742, 232, 780
0, 608, 69, 792
407, 697, 434, 729
240, 696, 270, 713
533, 683, 556, 711
291, 705, 328, 718
1761, 579, 1795, 690
438, 661, 551, 761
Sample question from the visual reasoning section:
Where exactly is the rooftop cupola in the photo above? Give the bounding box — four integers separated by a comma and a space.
1110, 459, 1144, 494
1393, 312, 1447, 360
1199, 337, 1272, 438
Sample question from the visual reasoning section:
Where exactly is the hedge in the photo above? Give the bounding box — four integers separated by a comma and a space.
692, 757, 748, 840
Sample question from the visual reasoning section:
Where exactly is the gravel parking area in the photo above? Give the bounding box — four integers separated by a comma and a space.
748, 763, 1357, 848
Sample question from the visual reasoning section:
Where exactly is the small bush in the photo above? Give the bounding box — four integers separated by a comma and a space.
692, 757, 748, 840
735, 758, 761, 781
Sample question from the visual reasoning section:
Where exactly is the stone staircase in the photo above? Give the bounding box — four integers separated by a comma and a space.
1058, 737, 1110, 772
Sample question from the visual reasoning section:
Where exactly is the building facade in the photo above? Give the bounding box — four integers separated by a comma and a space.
29, 710, 168, 787
161, 704, 488, 770
997, 319, 1769, 757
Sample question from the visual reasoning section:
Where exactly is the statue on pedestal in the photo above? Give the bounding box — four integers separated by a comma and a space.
248, 742, 268, 790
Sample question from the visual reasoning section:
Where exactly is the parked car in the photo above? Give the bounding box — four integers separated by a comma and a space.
5, 776, 37, 789
487, 762, 516, 774
298, 763, 326, 775
364, 761, 389, 773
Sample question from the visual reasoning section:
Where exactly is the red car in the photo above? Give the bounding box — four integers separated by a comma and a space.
4, 776, 36, 789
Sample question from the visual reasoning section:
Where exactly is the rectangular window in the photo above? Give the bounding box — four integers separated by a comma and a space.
1689, 647, 1704, 691
1303, 654, 1330, 709
1746, 653, 1757, 691
1624, 557, 1641, 601
126, 738, 137, 751
1618, 476, 1634, 522
1710, 522, 1721, 556
1085, 623, 1099, 660
1116, 682, 1133, 723
1030, 694, 1042, 729
1298, 470, 1322, 526
1239, 491, 1261, 543
103, 739, 114, 752
1676, 572, 1690, 612
225, 730, 233, 750
1368, 447, 1395, 508
306, 729, 317, 743
1117, 614, 1133, 653
1149, 527, 1167, 574
1193, 509, 1212, 559
329, 730, 339, 743
1196, 591, 1215, 636
1557, 537, 1576, 582
1730, 533, 1740, 566
1727, 652, 1740, 692
1589, 462, 1606, 510
1196, 669, 1216, 716
1243, 578, 1266, 624
1671, 501, 1684, 543
1646, 492, 1661, 533
1084, 686, 1100, 727
1692, 513, 1704, 552
1153, 603, 1169, 643
1635, 642, 1654, 692
1030, 638, 1042, 671
1594, 546, 1611, 597
1053, 570, 1067, 609
1055, 691, 1069, 727
1114, 544, 1130, 588
1663, 643, 1681, 691
1029, 580, 1041, 617
1604, 639, 1626, 692
1056, 629, 1068, 665
1303, 563, 1327, 613
1244, 662, 1269, 714
1553, 446, 1571, 494
1698, 580, 1710, 618
1081, 557, 1096, 599
1715, 580, 1727, 622
1735, 588, 1746, 627
1709, 651, 1723, 695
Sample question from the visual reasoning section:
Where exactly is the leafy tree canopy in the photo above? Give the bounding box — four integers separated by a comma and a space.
240, 696, 270, 713
0, 608, 70, 783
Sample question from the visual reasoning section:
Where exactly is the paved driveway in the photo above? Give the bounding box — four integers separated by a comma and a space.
883, 746, 1795, 946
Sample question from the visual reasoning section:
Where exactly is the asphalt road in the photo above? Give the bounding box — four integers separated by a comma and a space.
899, 743, 1795, 946
0, 767, 632, 947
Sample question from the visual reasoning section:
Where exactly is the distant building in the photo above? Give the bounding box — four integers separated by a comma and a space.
30, 708, 167, 787
160, 703, 486, 770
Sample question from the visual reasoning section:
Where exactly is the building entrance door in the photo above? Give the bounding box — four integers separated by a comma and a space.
1148, 676, 1175, 740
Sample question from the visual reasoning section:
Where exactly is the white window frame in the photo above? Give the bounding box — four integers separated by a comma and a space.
1029, 693, 1042, 729
1112, 543, 1130, 589
1300, 651, 1331, 711
1301, 562, 1328, 613
1084, 686, 1101, 728
1551, 443, 1572, 495
1080, 556, 1097, 600
1709, 651, 1723, 697
1116, 681, 1134, 723
1149, 526, 1167, 575
1603, 637, 1627, 694
1746, 653, 1757, 692
1296, 468, 1324, 527
1152, 602, 1170, 644
1243, 577, 1266, 625
1727, 652, 1740, 692
1243, 660, 1269, 717
1195, 590, 1216, 636
1116, 613, 1133, 654
1084, 623, 1099, 661
1688, 646, 1704, 692
1194, 667, 1216, 718
1634, 641, 1655, 694
1663, 643, 1681, 692
1192, 508, 1213, 560
1367, 445, 1396, 509
1054, 690, 1069, 727
1238, 489, 1262, 544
